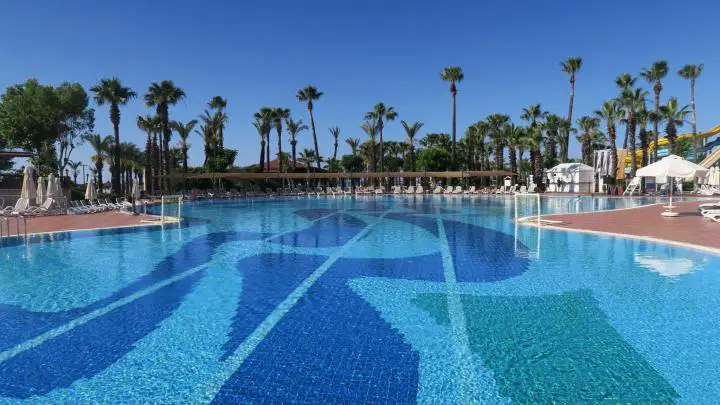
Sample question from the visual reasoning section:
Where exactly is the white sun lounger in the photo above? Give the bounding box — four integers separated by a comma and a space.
452, 186, 463, 194
415, 185, 424, 194
405, 186, 415, 194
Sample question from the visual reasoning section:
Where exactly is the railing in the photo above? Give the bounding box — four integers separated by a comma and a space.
0, 215, 28, 241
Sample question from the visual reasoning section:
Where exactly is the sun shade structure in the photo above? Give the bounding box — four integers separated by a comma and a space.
178, 170, 517, 181
85, 181, 97, 200
36, 176, 46, 205
546, 163, 594, 193
635, 155, 708, 217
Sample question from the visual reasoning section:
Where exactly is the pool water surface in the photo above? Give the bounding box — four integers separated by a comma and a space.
0, 196, 718, 404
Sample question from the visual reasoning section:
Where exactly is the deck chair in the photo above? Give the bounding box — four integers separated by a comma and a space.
405, 186, 415, 194
464, 186, 476, 194
452, 186, 463, 194
415, 185, 424, 194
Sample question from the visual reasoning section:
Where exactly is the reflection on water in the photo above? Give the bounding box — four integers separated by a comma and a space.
634, 253, 702, 278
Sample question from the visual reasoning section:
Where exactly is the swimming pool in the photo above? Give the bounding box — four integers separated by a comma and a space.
0, 195, 718, 403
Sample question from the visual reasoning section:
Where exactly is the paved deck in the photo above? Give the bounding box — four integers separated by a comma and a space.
539, 201, 720, 252
2, 211, 157, 236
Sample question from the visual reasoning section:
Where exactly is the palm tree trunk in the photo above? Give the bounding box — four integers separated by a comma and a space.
564, 77, 575, 163
292, 142, 297, 169
111, 104, 121, 195
379, 126, 384, 173
509, 145, 517, 175
451, 90, 457, 168
628, 114, 637, 178
333, 140, 338, 160
495, 143, 503, 184
266, 135, 270, 171
259, 140, 266, 172
653, 87, 660, 162
309, 108, 321, 169
96, 162, 103, 194
690, 79, 698, 160
608, 126, 618, 183
152, 134, 159, 193
277, 127, 283, 172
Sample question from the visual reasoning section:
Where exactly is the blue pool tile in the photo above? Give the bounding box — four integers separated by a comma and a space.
270, 214, 366, 248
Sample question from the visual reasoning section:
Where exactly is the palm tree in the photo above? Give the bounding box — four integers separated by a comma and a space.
68, 160, 82, 184
595, 100, 623, 182
271, 108, 290, 172
560, 57, 582, 162
296, 86, 323, 169
576, 116, 601, 166
144, 81, 185, 191
87, 134, 112, 193
636, 106, 651, 168
521, 105, 545, 185
471, 121, 490, 172
136, 115, 155, 192
542, 114, 562, 168
615, 73, 637, 91
678, 64, 704, 160
487, 114, 510, 179
253, 107, 273, 171
640, 61, 669, 161
618, 88, 647, 176
345, 137, 361, 155
90, 78, 137, 194
660, 97, 691, 155
361, 118, 380, 173
208, 96, 228, 148
285, 118, 308, 169
504, 124, 523, 175
171, 120, 198, 185
401, 120, 424, 171
253, 115, 271, 172
440, 66, 464, 167
329, 126, 341, 160
365, 103, 398, 172
298, 148, 316, 174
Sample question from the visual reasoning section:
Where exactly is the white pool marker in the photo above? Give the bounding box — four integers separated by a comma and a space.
435, 208, 483, 403
0, 208, 346, 365
196, 209, 391, 402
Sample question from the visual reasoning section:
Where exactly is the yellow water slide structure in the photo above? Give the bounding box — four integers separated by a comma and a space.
624, 124, 720, 168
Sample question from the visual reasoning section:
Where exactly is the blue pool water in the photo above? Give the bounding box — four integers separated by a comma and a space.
0, 195, 718, 403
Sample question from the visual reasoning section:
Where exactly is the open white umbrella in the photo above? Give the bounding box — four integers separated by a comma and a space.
85, 181, 97, 200
636, 155, 708, 217
20, 166, 37, 203
36, 176, 46, 205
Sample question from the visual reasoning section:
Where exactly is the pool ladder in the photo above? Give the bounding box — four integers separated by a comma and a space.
0, 216, 28, 242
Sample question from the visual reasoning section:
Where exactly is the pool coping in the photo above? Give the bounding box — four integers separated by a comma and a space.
516, 202, 720, 256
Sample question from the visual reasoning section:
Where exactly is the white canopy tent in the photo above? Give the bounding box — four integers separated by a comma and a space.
636, 155, 708, 217
546, 163, 594, 193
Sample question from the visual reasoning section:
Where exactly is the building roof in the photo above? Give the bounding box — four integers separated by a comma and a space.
547, 163, 594, 173
0, 150, 33, 158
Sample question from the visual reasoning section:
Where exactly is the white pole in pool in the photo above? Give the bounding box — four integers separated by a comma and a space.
160, 196, 165, 224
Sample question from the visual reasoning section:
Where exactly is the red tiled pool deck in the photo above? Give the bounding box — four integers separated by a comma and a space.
532, 200, 720, 253
3, 211, 159, 236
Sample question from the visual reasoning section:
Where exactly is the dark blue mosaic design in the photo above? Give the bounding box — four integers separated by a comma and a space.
0, 231, 264, 398
221, 253, 328, 360
212, 254, 444, 404
443, 219, 530, 282
270, 213, 366, 248
349, 201, 386, 212
385, 212, 440, 236
294, 208, 339, 221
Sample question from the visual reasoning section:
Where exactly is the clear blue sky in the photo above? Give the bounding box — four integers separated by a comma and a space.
1, 0, 718, 173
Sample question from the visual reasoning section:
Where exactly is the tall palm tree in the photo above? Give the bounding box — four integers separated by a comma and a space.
365, 103, 398, 172
253, 115, 271, 172
329, 126, 341, 160
640, 61, 669, 161
90, 78, 137, 194
487, 114, 510, 178
87, 134, 112, 193
595, 100, 623, 182
504, 124, 523, 175
208, 96, 228, 148
636, 106, 651, 168
361, 118, 380, 173
560, 57, 582, 162
617, 88, 647, 177
136, 115, 155, 192
285, 118, 308, 169
298, 148, 316, 174
68, 160, 82, 184
660, 97, 691, 155
471, 121, 490, 172
615, 73, 637, 91
271, 108, 290, 172
171, 120, 198, 185
542, 114, 562, 168
521, 105, 545, 185
576, 116, 601, 166
401, 120, 424, 171
678, 64, 704, 160
440, 66, 464, 167
144, 81, 185, 191
253, 107, 273, 171
296, 86, 323, 169
345, 137, 361, 155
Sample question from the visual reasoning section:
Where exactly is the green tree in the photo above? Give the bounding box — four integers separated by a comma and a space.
487, 114, 510, 177
576, 116, 601, 166
329, 126, 341, 160
136, 115, 155, 191
400, 120, 423, 172
87, 134, 112, 193
171, 119, 198, 184
678, 64, 704, 160
144, 81, 185, 191
252, 114, 271, 172
365, 103, 397, 172
298, 148, 317, 174
618, 88, 647, 176
504, 124, 524, 175
360, 118, 379, 173
520, 105, 544, 184
253, 107, 273, 171
90, 78, 136, 194
440, 66, 464, 167
640, 61, 669, 161
345, 137, 361, 155
270, 108, 290, 171
208, 96, 228, 148
417, 147, 452, 171
595, 100, 623, 181
542, 114, 562, 169
68, 160, 82, 184
296, 86, 323, 169
660, 97, 690, 155
285, 118, 307, 169
560, 57, 582, 162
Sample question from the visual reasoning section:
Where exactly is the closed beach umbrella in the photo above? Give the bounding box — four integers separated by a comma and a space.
36, 176, 46, 205
132, 180, 141, 199
85, 181, 97, 200
55, 176, 63, 200
20, 166, 37, 202
46, 173, 57, 199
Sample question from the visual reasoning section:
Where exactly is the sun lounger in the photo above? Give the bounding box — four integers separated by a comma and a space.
415, 185, 424, 194
452, 186, 463, 194
1, 198, 29, 216
701, 209, 720, 222
392, 186, 402, 195
432, 186, 443, 195
405, 186, 415, 194
464, 186, 476, 194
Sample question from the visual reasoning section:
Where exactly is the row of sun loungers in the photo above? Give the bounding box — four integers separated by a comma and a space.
67, 199, 132, 214
699, 200, 720, 223
0, 197, 57, 217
